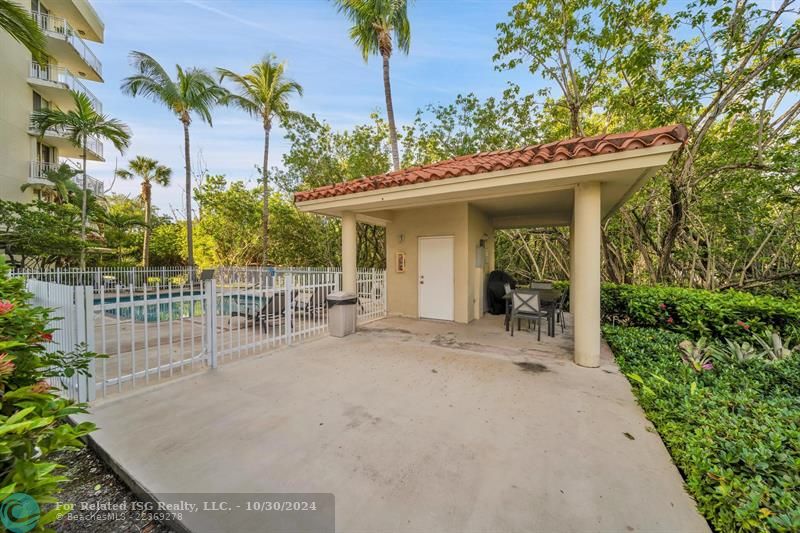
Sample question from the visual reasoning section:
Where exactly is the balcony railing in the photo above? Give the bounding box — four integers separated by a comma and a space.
29, 161, 104, 196
29, 115, 104, 159
29, 63, 102, 112
31, 12, 102, 77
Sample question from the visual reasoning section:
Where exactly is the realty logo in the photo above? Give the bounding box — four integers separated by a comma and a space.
0, 493, 40, 533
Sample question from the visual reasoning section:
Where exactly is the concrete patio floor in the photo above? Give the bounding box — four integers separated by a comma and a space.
80, 315, 709, 532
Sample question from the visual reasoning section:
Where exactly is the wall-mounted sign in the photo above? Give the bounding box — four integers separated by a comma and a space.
395, 252, 407, 273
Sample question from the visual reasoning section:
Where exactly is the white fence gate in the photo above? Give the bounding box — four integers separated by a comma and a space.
26, 280, 96, 402
20, 267, 386, 400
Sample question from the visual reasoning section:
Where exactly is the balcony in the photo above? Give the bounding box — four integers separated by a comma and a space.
32, 12, 102, 81
28, 63, 102, 112
29, 115, 104, 162
43, 0, 104, 43
29, 161, 104, 196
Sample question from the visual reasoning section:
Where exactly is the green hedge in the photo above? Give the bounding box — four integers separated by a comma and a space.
599, 283, 800, 341
604, 325, 800, 532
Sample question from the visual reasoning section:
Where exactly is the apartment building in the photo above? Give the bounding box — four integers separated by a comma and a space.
0, 0, 105, 202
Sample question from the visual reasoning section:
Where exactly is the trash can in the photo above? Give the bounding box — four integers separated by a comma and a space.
327, 291, 357, 337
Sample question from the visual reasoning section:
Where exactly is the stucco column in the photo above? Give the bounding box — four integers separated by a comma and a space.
572, 182, 602, 368
569, 215, 575, 315
341, 211, 358, 294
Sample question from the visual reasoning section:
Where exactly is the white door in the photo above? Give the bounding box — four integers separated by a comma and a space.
418, 236, 454, 320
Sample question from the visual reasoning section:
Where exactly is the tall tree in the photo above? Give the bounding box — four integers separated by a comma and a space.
0, 0, 48, 64
30, 91, 131, 269
218, 56, 303, 265
334, 0, 410, 171
121, 51, 227, 269
115, 156, 172, 267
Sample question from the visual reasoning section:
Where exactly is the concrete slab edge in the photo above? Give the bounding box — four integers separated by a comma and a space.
81, 428, 193, 533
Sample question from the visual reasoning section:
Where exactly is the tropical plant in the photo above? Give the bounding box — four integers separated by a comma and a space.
217, 55, 303, 265
0, 0, 48, 64
94, 209, 146, 265
708, 338, 765, 363
115, 156, 172, 266
121, 51, 227, 270
30, 91, 131, 269
20, 163, 81, 204
677, 338, 714, 372
752, 330, 798, 361
334, 0, 410, 171
0, 200, 83, 269
0, 260, 99, 528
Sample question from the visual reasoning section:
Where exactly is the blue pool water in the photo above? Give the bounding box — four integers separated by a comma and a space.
96, 291, 267, 323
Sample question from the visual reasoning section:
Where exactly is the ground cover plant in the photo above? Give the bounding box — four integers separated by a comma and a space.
604, 325, 800, 532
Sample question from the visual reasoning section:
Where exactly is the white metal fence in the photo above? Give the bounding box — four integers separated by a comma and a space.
26, 280, 95, 402
20, 267, 386, 400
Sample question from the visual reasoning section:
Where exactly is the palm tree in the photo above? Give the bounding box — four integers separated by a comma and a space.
121, 51, 227, 269
218, 56, 303, 265
335, 0, 410, 171
30, 91, 131, 269
115, 156, 172, 267
21, 162, 81, 204
95, 209, 146, 265
0, 0, 48, 64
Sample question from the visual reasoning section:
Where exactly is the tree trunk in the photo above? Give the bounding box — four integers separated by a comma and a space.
80, 139, 87, 269
568, 102, 581, 138
142, 180, 151, 267
262, 124, 271, 266
382, 52, 400, 171
658, 179, 685, 280
182, 119, 194, 269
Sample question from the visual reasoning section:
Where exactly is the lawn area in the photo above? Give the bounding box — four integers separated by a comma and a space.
604, 325, 800, 532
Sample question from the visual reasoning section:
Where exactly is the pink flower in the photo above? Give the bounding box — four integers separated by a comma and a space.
659, 303, 667, 310
666, 317, 674, 324
0, 300, 14, 315
0, 353, 15, 377
702, 362, 714, 371
30, 381, 51, 394
736, 320, 750, 330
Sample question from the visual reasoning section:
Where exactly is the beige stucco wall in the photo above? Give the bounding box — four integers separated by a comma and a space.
1, 1, 105, 205
0, 28, 35, 203
386, 202, 470, 323
385, 202, 495, 324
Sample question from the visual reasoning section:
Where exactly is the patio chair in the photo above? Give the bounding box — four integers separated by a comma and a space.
259, 291, 288, 332
555, 287, 569, 333
510, 291, 549, 340
230, 291, 288, 332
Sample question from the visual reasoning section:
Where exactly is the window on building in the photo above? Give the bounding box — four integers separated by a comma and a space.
37, 142, 54, 164
32, 91, 49, 111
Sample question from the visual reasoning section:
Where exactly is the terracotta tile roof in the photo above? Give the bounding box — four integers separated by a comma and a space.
294, 124, 687, 203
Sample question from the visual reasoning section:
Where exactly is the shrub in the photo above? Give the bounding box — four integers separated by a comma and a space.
600, 283, 800, 341
0, 261, 98, 530
604, 325, 800, 532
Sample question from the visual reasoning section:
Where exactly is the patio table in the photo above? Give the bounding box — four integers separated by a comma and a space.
504, 288, 562, 337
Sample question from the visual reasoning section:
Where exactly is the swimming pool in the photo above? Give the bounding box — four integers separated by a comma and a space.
95, 291, 268, 323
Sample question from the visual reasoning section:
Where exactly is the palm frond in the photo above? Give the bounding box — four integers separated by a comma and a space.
121, 51, 182, 110
217, 55, 303, 125
0, 0, 48, 64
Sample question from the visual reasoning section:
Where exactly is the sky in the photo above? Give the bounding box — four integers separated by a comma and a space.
87, 0, 535, 215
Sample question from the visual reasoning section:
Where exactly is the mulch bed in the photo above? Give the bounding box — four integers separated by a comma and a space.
50, 445, 172, 533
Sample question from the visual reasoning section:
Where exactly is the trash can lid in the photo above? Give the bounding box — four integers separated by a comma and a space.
327, 291, 356, 301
